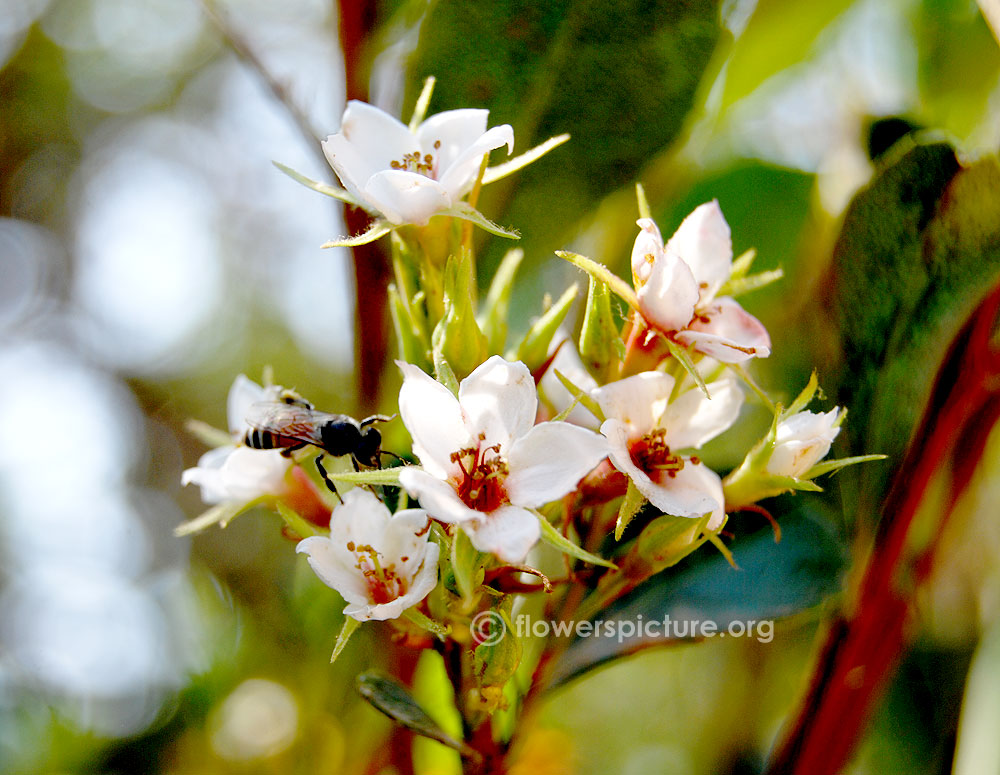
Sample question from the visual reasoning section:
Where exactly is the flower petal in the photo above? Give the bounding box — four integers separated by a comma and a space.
397, 361, 471, 479
363, 170, 453, 226
437, 124, 515, 198
346, 540, 441, 622
416, 108, 489, 167
539, 334, 599, 425
592, 371, 675, 438
665, 200, 732, 302
297, 534, 372, 608
676, 297, 772, 363
660, 378, 743, 450
768, 408, 842, 477
458, 356, 536, 451
633, 220, 700, 332
398, 467, 482, 525
226, 374, 272, 436
183, 445, 290, 504
323, 101, 415, 198
462, 505, 540, 563
505, 422, 608, 506
601, 419, 722, 521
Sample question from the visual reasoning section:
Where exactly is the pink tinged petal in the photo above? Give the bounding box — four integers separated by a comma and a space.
505, 422, 609, 506
633, 220, 700, 333
398, 467, 483, 525
665, 200, 733, 302
670, 462, 727, 531
397, 361, 471, 479
593, 372, 676, 437
348, 541, 441, 622
631, 218, 665, 286
437, 124, 515, 198
327, 101, 416, 184
601, 419, 723, 522
462, 505, 540, 563
458, 356, 537, 451
660, 378, 744, 450
676, 296, 772, 363
363, 170, 453, 226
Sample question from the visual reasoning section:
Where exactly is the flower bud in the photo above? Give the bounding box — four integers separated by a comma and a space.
766, 409, 842, 478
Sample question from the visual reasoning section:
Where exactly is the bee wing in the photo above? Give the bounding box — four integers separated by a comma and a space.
244, 401, 329, 445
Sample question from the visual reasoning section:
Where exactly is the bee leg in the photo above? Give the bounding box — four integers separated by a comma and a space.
379, 449, 405, 464
279, 441, 308, 458
314, 455, 342, 503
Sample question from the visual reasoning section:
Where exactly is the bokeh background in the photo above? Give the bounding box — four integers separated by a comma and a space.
1, 0, 999, 773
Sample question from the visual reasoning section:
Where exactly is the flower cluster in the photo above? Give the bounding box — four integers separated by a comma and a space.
178, 83, 882, 743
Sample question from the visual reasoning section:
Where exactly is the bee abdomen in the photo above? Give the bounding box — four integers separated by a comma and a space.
245, 429, 278, 450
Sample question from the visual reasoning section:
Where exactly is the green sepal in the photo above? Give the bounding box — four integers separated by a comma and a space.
472, 599, 521, 714
784, 371, 820, 417
804, 454, 888, 479
556, 250, 640, 312
729, 247, 758, 279
635, 182, 652, 220
718, 268, 784, 299
322, 220, 393, 248
389, 285, 430, 371
551, 368, 604, 422
614, 479, 646, 541
579, 276, 622, 382
276, 501, 322, 539
664, 338, 709, 397
481, 247, 524, 355
433, 353, 461, 395
451, 528, 485, 603
432, 250, 488, 379
514, 284, 579, 371
174, 497, 264, 537
481, 133, 570, 185
330, 616, 360, 664
184, 419, 231, 448
356, 672, 478, 759
535, 510, 616, 569
403, 608, 450, 641
408, 76, 436, 131
327, 468, 403, 486
272, 161, 361, 206
635, 513, 711, 569
443, 201, 519, 239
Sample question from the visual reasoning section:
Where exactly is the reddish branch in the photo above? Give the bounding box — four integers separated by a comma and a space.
767, 284, 1000, 774
338, 0, 391, 413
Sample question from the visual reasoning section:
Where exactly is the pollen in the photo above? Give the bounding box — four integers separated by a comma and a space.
389, 149, 436, 177
450, 441, 510, 513
629, 428, 685, 477
350, 543, 406, 605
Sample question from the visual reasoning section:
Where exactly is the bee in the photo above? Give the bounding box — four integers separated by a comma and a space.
243, 397, 392, 494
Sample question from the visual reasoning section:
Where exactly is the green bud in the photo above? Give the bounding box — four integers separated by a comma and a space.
579, 276, 623, 383
514, 283, 579, 371
432, 250, 488, 379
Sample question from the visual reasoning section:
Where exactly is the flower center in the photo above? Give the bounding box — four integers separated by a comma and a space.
451, 435, 510, 513
629, 428, 697, 478
347, 541, 405, 605
389, 140, 442, 178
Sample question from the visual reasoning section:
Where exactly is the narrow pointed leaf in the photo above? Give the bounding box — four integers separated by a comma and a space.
330, 616, 361, 664
481, 133, 570, 185
579, 276, 622, 381
322, 220, 392, 248
535, 511, 616, 569
614, 479, 646, 541
174, 498, 261, 537
273, 161, 360, 206
403, 608, 450, 640
185, 420, 232, 448
556, 250, 640, 312
327, 468, 403, 486
514, 283, 579, 370
481, 247, 525, 354
276, 501, 322, 539
665, 338, 709, 397
444, 201, 519, 239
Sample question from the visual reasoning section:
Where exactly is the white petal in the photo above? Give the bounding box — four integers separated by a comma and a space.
660, 378, 743, 450
397, 361, 471, 479
665, 201, 732, 302
416, 109, 489, 168
505, 422, 608, 506
539, 334, 599, 426
593, 372, 675, 437
398, 467, 482, 525
768, 409, 841, 477
458, 356, 536, 451
297, 534, 371, 607
437, 124, 515, 198
380, 508, 433, 579
329, 488, 392, 547
633, 219, 700, 332
226, 374, 269, 435
363, 170, 452, 226
463, 505, 540, 563
324, 101, 415, 193
601, 419, 722, 522
677, 297, 772, 363
349, 541, 441, 622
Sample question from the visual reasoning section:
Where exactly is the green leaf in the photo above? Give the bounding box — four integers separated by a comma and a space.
556, 251, 640, 312
514, 283, 579, 371
174, 498, 262, 537
579, 276, 622, 382
664, 338, 709, 397
472, 600, 521, 712
408, 0, 723, 276
184, 419, 231, 449
443, 201, 519, 239
432, 250, 489, 378
327, 468, 403, 486
481, 247, 525, 355
403, 608, 450, 640
719, 0, 856, 111
535, 510, 616, 569
481, 133, 570, 185
272, 161, 360, 206
321, 220, 392, 248
614, 479, 646, 541
552, 369, 604, 422
275, 501, 321, 539
451, 528, 484, 602
550, 500, 846, 685
356, 672, 478, 759
829, 143, 1000, 511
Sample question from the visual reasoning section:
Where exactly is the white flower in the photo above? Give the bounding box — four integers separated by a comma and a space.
631, 201, 771, 363
396, 356, 609, 563
296, 489, 439, 621
322, 101, 514, 227
181, 375, 291, 504
538, 333, 599, 426
767, 408, 843, 478
593, 372, 744, 530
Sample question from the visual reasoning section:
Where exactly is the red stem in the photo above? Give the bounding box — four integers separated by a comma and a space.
766, 284, 1000, 774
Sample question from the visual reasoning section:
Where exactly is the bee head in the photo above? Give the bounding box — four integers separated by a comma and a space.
355, 426, 382, 467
